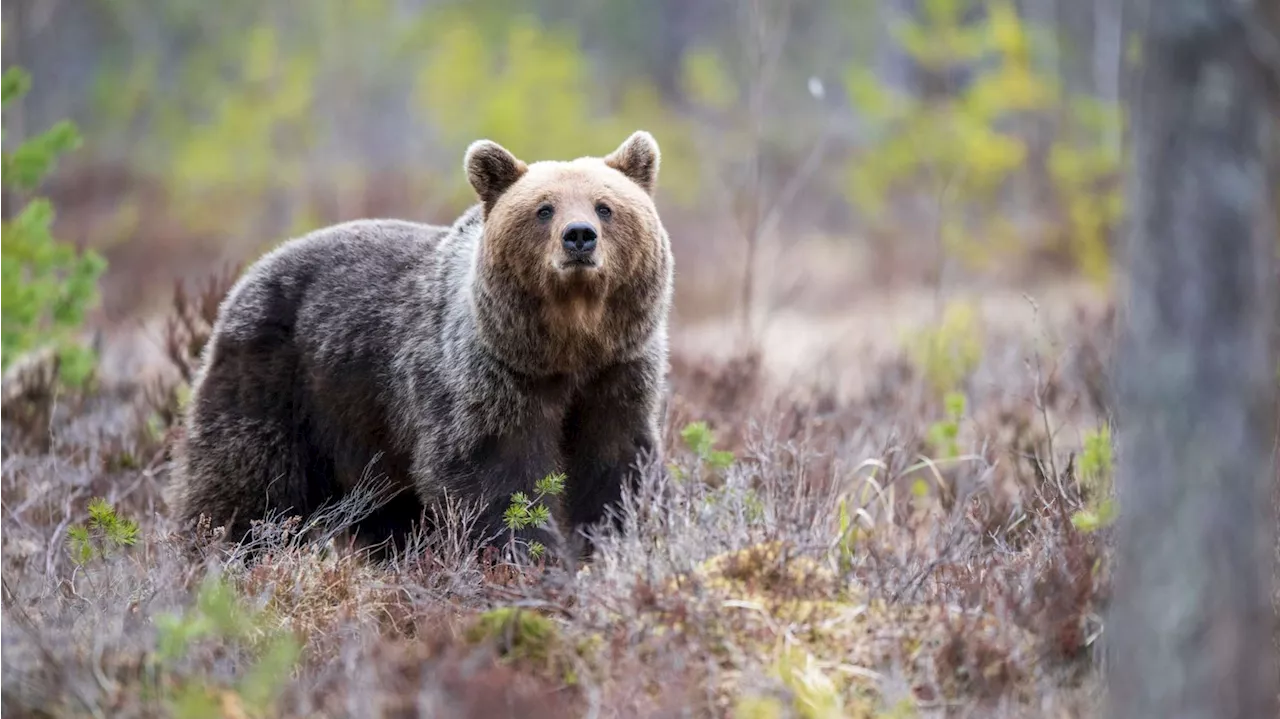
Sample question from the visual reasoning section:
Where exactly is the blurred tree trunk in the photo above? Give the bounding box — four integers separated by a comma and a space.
1091, 0, 1123, 107
1055, 0, 1097, 96
1107, 1, 1279, 718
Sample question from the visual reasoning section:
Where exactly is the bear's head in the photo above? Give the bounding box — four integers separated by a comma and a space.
464, 131, 673, 374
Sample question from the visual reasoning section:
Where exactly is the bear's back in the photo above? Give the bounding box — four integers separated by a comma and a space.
200, 219, 452, 476
216, 218, 447, 348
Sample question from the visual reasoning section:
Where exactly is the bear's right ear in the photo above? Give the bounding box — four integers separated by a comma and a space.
605, 130, 660, 196
465, 140, 528, 212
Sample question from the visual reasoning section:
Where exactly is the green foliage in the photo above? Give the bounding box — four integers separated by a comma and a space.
670, 419, 761, 525
1076, 425, 1112, 490
835, 498, 861, 573
0, 68, 80, 189
681, 47, 737, 112
1069, 497, 1115, 534
772, 647, 845, 719
534, 471, 567, 498
733, 695, 788, 719
681, 421, 735, 470
66, 497, 140, 566
669, 420, 736, 488
91, 2, 704, 260
880, 698, 920, 718
907, 301, 984, 396
504, 471, 567, 559
2, 67, 107, 386
926, 391, 967, 460
416, 11, 702, 207
846, 0, 1051, 267
465, 606, 586, 684
154, 576, 301, 719
847, 0, 1124, 280
702, 483, 766, 525
742, 488, 766, 523
94, 0, 453, 247
418, 14, 590, 170
1070, 425, 1116, 532
466, 607, 560, 664
1047, 99, 1125, 284
95, 4, 320, 241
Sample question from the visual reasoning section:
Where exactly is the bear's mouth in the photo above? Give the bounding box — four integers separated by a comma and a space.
559, 258, 599, 271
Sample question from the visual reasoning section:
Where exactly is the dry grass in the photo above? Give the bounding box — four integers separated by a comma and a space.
2, 266, 1118, 718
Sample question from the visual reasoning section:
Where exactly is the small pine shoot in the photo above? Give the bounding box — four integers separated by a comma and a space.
534, 471, 566, 497
1071, 425, 1116, 532
504, 472, 567, 560
66, 497, 140, 565
680, 421, 735, 471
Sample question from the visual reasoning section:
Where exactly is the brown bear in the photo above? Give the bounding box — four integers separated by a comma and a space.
166, 131, 673, 557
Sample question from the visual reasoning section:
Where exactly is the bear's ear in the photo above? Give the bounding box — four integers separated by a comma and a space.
605, 130, 660, 196
465, 140, 528, 211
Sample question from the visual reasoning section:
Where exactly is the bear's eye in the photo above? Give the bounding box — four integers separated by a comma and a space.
536, 205, 554, 221
595, 203, 613, 220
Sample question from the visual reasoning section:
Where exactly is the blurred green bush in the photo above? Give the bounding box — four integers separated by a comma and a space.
846, 0, 1124, 283
11, 0, 1129, 311
2, 67, 107, 387
90, 1, 706, 258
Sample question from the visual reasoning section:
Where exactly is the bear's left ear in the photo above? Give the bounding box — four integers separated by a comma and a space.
605, 131, 660, 196
465, 140, 528, 212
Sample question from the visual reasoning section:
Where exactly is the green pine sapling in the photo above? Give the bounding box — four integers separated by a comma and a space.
1, 67, 107, 387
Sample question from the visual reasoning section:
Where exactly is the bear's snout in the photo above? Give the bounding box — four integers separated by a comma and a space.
561, 221, 599, 264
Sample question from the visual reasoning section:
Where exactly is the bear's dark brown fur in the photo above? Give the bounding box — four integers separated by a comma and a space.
166, 132, 673, 555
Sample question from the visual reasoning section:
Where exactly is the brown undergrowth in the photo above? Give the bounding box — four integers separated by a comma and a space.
2, 270, 1117, 718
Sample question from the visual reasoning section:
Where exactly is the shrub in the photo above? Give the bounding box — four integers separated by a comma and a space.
414, 10, 701, 208
846, 0, 1123, 280
155, 576, 302, 719
1, 67, 107, 388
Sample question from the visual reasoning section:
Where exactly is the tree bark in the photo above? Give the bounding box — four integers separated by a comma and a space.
1056, 0, 1098, 96
1107, 2, 1279, 719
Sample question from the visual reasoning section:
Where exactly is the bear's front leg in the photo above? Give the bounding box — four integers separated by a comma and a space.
416, 410, 569, 557
562, 356, 663, 545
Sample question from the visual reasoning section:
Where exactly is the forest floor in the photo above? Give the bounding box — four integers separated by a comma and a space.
1, 250, 1118, 717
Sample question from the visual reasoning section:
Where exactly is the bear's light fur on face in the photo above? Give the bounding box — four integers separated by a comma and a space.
465, 132, 667, 341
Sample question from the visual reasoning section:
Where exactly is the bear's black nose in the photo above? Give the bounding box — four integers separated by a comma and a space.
561, 222, 598, 256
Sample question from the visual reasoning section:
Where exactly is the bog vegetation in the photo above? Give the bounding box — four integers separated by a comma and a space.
1, 2, 1158, 717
